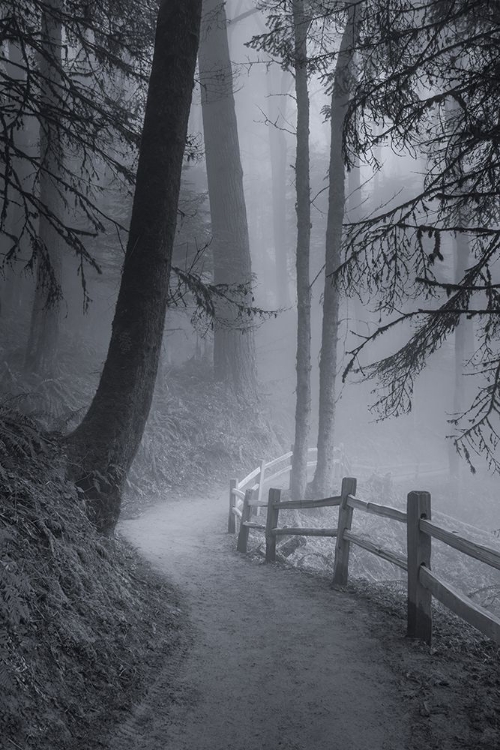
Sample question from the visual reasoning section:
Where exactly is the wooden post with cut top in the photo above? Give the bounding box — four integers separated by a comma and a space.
237, 489, 253, 553
407, 490, 432, 644
332, 477, 357, 586
228, 478, 237, 534
265, 488, 281, 562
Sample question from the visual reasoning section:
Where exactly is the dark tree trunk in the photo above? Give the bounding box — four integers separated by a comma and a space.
289, 1, 312, 501
24, 1, 63, 375
313, 7, 356, 498
199, 0, 257, 396
65, 0, 203, 535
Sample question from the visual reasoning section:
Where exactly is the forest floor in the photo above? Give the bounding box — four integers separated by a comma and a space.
108, 488, 500, 750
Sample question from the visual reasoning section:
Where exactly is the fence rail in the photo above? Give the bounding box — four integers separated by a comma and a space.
227, 446, 347, 533
229, 465, 500, 648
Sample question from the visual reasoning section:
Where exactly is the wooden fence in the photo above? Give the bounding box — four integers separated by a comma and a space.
227, 446, 347, 533
230, 474, 500, 647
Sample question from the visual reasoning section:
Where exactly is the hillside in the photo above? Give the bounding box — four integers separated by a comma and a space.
0, 356, 286, 749
2, 365, 500, 749
0, 407, 188, 750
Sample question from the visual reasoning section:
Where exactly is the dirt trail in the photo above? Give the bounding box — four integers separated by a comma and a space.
110, 490, 409, 750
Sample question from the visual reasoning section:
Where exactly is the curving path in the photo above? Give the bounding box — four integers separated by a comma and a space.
109, 490, 409, 750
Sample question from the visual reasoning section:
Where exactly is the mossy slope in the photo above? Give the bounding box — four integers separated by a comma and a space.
0, 407, 187, 750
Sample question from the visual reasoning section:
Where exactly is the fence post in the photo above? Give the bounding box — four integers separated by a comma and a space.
256, 459, 266, 517
237, 490, 253, 553
332, 477, 357, 586
228, 478, 237, 534
265, 488, 281, 563
407, 490, 432, 644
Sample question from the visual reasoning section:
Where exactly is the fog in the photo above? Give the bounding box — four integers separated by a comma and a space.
2, 1, 499, 535
2, 3, 500, 748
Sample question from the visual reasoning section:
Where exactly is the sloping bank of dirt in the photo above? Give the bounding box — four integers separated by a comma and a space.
110, 491, 410, 750
0, 417, 189, 750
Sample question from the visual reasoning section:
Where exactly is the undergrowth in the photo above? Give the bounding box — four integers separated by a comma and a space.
0, 408, 188, 750
125, 357, 287, 514
0, 341, 286, 746
0, 334, 287, 517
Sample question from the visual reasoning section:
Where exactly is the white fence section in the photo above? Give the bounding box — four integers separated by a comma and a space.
227, 446, 348, 533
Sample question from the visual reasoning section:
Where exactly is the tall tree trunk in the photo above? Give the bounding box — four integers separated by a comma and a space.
268, 66, 292, 308
24, 0, 63, 376
443, 100, 475, 480
346, 159, 365, 336
65, 0, 203, 535
289, 1, 312, 501
199, 0, 257, 396
313, 6, 356, 498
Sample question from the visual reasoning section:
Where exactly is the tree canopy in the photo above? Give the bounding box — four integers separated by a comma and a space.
250, 0, 499, 470
335, 0, 500, 470
0, 0, 156, 303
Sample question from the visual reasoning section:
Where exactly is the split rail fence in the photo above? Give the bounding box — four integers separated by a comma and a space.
227, 446, 347, 534
228, 471, 500, 647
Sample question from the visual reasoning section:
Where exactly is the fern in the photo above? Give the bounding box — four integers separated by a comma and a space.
0, 528, 31, 629
0, 404, 47, 467
0, 567, 30, 629
0, 659, 15, 693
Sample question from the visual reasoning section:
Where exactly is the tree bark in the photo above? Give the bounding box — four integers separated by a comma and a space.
24, 0, 63, 376
289, 1, 312, 501
313, 6, 356, 498
65, 0, 203, 535
199, 0, 257, 396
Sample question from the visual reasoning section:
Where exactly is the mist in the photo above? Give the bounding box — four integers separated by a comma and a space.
1, 2, 499, 749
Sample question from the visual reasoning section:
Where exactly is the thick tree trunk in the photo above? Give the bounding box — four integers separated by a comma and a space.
65, 0, 203, 535
313, 7, 356, 498
289, 1, 312, 501
199, 0, 257, 396
24, 0, 63, 376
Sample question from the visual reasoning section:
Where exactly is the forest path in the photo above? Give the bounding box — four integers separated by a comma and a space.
109, 490, 409, 750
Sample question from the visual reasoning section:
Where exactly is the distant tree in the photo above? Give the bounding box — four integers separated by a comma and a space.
24, 0, 64, 376
441, 100, 475, 481
1, 39, 36, 318
250, 0, 331, 498
65, 0, 203, 534
288, 0, 312, 501
0, 0, 156, 348
251, 1, 351, 497
313, 3, 356, 498
267, 65, 293, 308
233, 5, 293, 308
199, 0, 258, 396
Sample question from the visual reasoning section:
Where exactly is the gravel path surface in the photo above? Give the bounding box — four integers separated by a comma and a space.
110, 490, 409, 750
